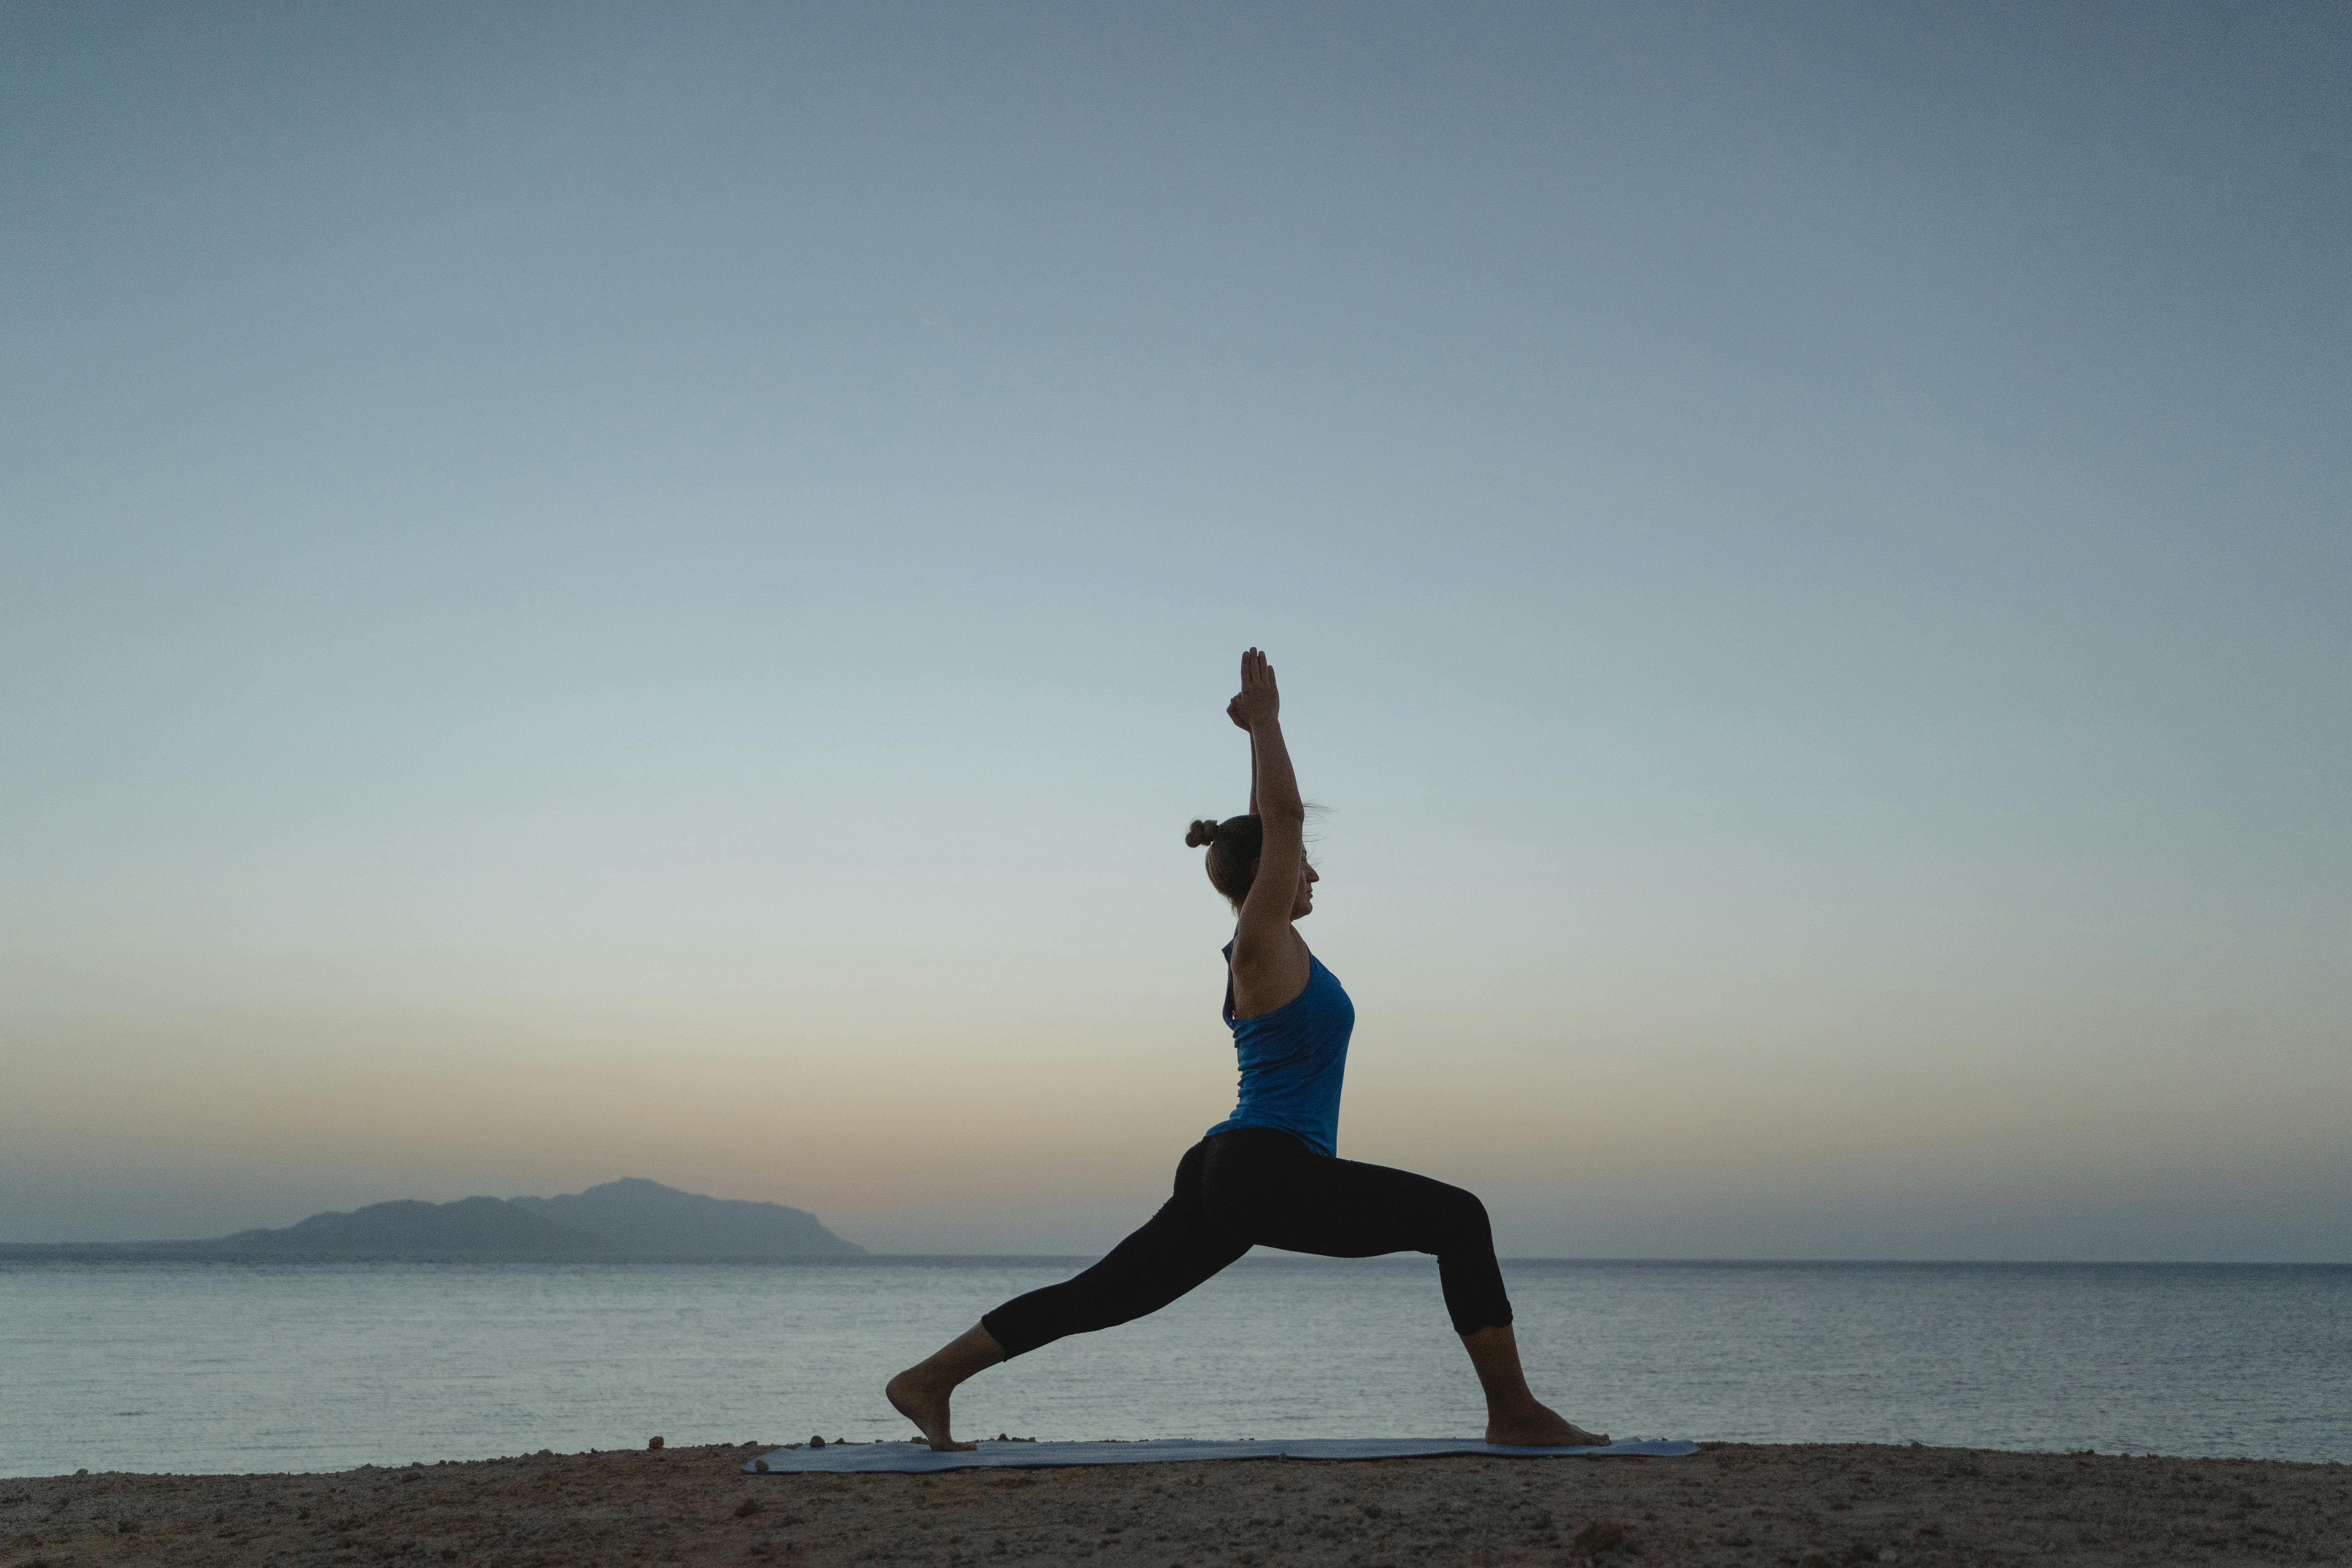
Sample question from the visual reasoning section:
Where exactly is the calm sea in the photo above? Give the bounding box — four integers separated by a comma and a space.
2, 1258, 2344, 1477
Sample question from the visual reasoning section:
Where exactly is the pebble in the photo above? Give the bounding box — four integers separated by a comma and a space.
1572, 1518, 1626, 1555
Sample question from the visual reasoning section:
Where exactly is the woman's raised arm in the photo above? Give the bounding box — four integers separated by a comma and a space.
1227, 649, 1310, 1014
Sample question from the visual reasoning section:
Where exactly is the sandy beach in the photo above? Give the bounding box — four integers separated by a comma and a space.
6, 1440, 2345, 1567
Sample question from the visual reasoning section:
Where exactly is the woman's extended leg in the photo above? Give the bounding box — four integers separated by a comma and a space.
887, 1141, 1247, 1450
1202, 1129, 1608, 1446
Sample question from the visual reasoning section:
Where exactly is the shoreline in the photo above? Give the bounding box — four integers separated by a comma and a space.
6, 1442, 2344, 1566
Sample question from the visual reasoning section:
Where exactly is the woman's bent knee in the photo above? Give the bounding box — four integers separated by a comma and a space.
1436, 1184, 1494, 1245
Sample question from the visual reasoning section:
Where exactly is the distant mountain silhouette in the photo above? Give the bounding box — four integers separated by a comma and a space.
511, 1177, 865, 1259
210, 1196, 618, 1258
0, 1180, 864, 1261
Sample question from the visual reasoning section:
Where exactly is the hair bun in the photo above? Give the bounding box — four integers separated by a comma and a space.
1185, 818, 1219, 848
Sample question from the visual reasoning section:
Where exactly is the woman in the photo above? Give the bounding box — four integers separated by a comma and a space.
887, 648, 1607, 1450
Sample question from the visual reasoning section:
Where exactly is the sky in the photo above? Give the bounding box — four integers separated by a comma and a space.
3, 1, 2346, 1260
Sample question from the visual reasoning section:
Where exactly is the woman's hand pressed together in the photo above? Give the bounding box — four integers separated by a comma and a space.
1227, 647, 1280, 733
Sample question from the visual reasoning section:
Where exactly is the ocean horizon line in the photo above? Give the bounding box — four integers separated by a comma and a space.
4, 1246, 2344, 1268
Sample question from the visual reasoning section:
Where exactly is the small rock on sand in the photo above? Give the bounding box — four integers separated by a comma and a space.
1572, 1518, 1626, 1555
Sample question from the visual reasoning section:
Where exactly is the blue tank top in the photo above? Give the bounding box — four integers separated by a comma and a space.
1203, 940, 1355, 1158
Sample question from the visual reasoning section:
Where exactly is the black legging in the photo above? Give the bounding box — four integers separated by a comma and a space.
982, 1127, 1513, 1358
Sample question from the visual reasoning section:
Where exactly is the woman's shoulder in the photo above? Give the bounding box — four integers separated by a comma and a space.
1224, 930, 1325, 1020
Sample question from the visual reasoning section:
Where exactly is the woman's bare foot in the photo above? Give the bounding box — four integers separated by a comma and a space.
882, 1323, 1005, 1452
886, 1369, 977, 1452
1458, 1324, 1607, 1447
1486, 1401, 1609, 1448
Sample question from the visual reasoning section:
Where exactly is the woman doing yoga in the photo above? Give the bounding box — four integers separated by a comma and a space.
887, 648, 1607, 1450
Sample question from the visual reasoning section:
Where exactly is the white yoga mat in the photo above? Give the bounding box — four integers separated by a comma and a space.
743, 1437, 1699, 1473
